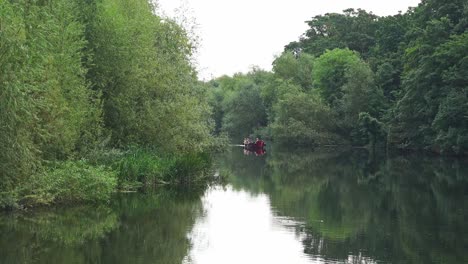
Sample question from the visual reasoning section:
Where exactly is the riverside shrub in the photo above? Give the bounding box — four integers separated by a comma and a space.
21, 161, 117, 206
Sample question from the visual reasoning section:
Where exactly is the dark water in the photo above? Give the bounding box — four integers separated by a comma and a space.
1, 148, 468, 264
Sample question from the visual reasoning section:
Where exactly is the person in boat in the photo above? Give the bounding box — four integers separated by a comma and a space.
255, 138, 265, 148
244, 148, 251, 155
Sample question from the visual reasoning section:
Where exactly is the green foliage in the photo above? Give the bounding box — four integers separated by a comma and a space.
356, 112, 386, 147
432, 91, 468, 154
312, 49, 385, 140
272, 52, 315, 91
260, 78, 301, 122
0, 0, 102, 205
275, 1, 467, 154
221, 82, 267, 141
391, 30, 468, 152
312, 48, 362, 105
286, 9, 378, 58
338, 60, 386, 139
204, 132, 231, 153
115, 148, 213, 189
18, 0, 99, 160
21, 161, 117, 206
375, 61, 401, 101
87, 0, 212, 153
163, 152, 213, 186
270, 92, 341, 146
116, 149, 167, 189
210, 48, 384, 147
207, 81, 227, 134
1, 0, 217, 208
0, 0, 37, 190
207, 71, 276, 141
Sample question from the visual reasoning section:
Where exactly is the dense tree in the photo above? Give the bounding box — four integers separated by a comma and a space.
285, 9, 378, 58
0, 1, 36, 194
277, 0, 467, 154
272, 52, 315, 91
0, 0, 100, 183
391, 32, 468, 153
312, 49, 385, 140
389, 0, 468, 154
1, 0, 217, 207
86, 0, 212, 152
221, 77, 267, 140
312, 49, 362, 105
270, 91, 340, 146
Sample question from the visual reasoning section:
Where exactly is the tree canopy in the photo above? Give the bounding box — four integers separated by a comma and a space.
208, 1, 467, 155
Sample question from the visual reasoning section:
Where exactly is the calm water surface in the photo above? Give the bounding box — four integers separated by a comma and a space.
1, 147, 468, 264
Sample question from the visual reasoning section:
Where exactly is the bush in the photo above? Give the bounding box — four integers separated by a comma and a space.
203, 133, 231, 153
85, 147, 126, 167
21, 161, 117, 206
0, 191, 19, 210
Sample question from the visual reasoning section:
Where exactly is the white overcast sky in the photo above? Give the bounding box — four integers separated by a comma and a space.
156, 0, 421, 80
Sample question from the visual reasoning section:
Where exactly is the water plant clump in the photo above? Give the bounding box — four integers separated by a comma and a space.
115, 149, 214, 191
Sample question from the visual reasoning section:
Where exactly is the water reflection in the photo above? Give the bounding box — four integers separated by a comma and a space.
0, 191, 203, 264
0, 148, 467, 263
0, 205, 118, 264
184, 186, 314, 264
243, 148, 266, 156
217, 147, 468, 264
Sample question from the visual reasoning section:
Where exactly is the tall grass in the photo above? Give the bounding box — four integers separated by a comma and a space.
163, 152, 213, 185
115, 149, 168, 189
114, 148, 213, 190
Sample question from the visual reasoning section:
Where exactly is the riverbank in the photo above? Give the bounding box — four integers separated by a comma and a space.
0, 148, 214, 210
0, 0, 219, 210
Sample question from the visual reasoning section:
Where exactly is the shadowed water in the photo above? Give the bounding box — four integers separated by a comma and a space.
1, 147, 467, 263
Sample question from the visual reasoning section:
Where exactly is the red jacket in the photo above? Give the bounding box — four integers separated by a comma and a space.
255, 140, 265, 148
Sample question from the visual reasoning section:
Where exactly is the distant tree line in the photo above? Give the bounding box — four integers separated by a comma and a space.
208, 0, 467, 155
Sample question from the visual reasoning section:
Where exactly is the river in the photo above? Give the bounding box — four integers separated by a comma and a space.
1, 147, 467, 263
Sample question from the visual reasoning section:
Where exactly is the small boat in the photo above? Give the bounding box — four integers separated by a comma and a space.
243, 142, 266, 156
243, 142, 265, 151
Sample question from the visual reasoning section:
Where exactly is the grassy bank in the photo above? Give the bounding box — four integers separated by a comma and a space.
111, 149, 213, 190
0, 148, 214, 210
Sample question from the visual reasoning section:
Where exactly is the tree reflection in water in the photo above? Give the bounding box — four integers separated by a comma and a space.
218, 147, 468, 264
0, 191, 204, 264
0, 148, 466, 264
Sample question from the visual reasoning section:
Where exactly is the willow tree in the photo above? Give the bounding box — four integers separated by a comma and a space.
0, 0, 100, 192
0, 1, 35, 196
87, 0, 212, 152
